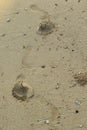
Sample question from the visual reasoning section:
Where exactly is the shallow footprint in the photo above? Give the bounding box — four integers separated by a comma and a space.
30, 4, 48, 15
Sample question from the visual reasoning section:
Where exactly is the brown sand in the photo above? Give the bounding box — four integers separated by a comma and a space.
0, 0, 87, 130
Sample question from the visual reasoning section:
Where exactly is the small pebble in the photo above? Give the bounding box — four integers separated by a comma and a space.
23, 33, 27, 36
75, 100, 81, 105
75, 110, 79, 114
44, 120, 50, 124
6, 18, 11, 22
23, 45, 26, 49
72, 49, 74, 52
56, 86, 59, 89
41, 65, 46, 68
55, 3, 58, 6
56, 83, 60, 89
79, 124, 83, 128
24, 8, 28, 11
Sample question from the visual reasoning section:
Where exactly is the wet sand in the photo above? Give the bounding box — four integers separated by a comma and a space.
0, 0, 87, 130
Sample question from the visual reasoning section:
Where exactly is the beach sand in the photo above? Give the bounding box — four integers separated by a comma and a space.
0, 0, 87, 130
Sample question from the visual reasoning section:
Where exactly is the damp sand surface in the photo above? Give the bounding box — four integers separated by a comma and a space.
0, 0, 87, 130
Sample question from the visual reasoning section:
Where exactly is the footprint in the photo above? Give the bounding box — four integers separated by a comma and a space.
12, 75, 34, 101
37, 20, 55, 35
30, 4, 56, 35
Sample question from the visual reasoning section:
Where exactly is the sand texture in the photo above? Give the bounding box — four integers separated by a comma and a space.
0, 0, 87, 130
